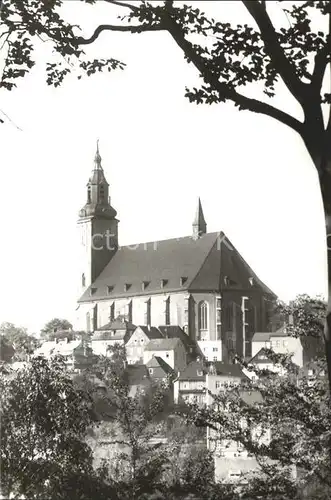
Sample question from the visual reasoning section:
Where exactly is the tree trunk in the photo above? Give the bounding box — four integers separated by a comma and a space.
303, 125, 331, 395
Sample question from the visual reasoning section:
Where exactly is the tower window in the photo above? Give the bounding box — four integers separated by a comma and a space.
109, 302, 115, 322
87, 187, 91, 204
164, 296, 170, 325
144, 298, 151, 326
99, 186, 105, 200
82, 273, 86, 287
198, 301, 208, 337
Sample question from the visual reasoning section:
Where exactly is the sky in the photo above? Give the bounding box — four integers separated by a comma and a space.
0, 1, 328, 334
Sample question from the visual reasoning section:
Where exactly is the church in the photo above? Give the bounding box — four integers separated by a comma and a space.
75, 144, 276, 362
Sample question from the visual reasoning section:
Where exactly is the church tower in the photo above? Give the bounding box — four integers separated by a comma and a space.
77, 142, 118, 297
192, 197, 207, 239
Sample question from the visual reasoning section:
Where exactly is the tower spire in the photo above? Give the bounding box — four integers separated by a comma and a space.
94, 139, 102, 170
192, 197, 207, 239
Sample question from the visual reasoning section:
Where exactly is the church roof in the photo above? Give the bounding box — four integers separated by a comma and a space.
78, 231, 276, 302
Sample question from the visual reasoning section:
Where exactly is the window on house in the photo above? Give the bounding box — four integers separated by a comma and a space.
149, 368, 153, 374
109, 302, 115, 322
213, 347, 218, 352
213, 356, 217, 361
142, 281, 150, 291
164, 296, 170, 325
127, 300, 132, 323
93, 304, 98, 331
283, 340, 288, 347
166, 353, 169, 358
215, 381, 220, 389
144, 298, 151, 326
86, 312, 91, 333
198, 301, 208, 337
275, 340, 280, 347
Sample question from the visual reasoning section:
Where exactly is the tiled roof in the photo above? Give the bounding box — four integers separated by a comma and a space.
208, 362, 248, 379
252, 332, 271, 342
146, 356, 174, 376
178, 361, 206, 381
249, 348, 273, 365
158, 325, 196, 351
252, 326, 289, 343
78, 232, 275, 302
144, 338, 181, 351
34, 339, 81, 357
125, 364, 150, 386
137, 326, 163, 340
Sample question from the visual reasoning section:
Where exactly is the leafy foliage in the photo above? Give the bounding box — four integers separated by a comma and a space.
0, 355, 117, 499
0, 0, 125, 91
0, 321, 39, 360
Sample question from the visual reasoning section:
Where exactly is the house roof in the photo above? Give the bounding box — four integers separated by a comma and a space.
34, 339, 82, 357
158, 325, 196, 350
208, 362, 248, 379
146, 356, 175, 376
144, 338, 181, 351
178, 361, 206, 381
78, 232, 275, 302
125, 364, 150, 386
136, 326, 164, 340
252, 326, 288, 343
248, 348, 273, 365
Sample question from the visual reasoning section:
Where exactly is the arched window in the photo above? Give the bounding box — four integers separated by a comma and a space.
87, 187, 91, 203
198, 301, 208, 337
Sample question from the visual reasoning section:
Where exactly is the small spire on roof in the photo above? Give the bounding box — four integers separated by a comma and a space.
192, 197, 207, 239
94, 139, 102, 170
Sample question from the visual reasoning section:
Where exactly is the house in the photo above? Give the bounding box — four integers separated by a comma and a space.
75, 144, 276, 362
174, 360, 248, 405
198, 340, 223, 362
174, 360, 206, 405
143, 337, 187, 372
33, 337, 94, 371
251, 325, 323, 369
91, 317, 135, 356
145, 355, 175, 382
126, 325, 162, 364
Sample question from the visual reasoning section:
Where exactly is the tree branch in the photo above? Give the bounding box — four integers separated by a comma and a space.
242, 0, 308, 106
164, 13, 303, 135
103, 0, 139, 11
77, 23, 165, 46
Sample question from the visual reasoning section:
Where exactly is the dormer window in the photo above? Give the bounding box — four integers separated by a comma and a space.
197, 370, 203, 376
90, 287, 97, 296
180, 277, 188, 286
142, 281, 150, 291
249, 277, 254, 286
161, 279, 168, 288
124, 283, 131, 292
107, 285, 114, 294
